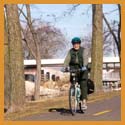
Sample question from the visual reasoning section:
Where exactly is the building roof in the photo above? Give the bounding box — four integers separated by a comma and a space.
24, 57, 120, 66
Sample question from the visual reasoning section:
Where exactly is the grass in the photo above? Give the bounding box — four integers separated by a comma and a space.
4, 90, 120, 121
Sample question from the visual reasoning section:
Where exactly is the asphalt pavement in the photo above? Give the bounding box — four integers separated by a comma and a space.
18, 95, 121, 121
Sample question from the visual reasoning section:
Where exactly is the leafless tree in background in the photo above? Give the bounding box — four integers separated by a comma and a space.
103, 4, 121, 58
22, 22, 67, 59
19, 4, 67, 100
103, 4, 121, 77
19, 4, 41, 100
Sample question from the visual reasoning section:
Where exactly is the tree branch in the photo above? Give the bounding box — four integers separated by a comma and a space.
117, 4, 121, 55
21, 27, 36, 59
103, 13, 120, 55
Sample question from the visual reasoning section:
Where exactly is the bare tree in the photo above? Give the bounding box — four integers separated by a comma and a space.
25, 4, 41, 100
4, 13, 11, 110
19, 4, 67, 100
103, 4, 121, 77
90, 4, 103, 91
103, 12, 121, 57
5, 4, 25, 112
103, 22, 118, 57
22, 22, 67, 59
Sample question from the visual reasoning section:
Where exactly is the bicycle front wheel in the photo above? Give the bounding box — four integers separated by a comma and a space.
69, 85, 77, 115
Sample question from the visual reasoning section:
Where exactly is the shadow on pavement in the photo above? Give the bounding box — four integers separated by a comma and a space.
48, 108, 84, 116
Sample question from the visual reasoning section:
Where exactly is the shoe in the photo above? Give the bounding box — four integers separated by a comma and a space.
81, 104, 87, 111
81, 99, 87, 111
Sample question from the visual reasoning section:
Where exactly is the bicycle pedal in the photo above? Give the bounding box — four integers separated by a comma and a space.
80, 109, 85, 114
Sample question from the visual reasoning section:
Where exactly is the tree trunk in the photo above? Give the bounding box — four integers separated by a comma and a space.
5, 5, 25, 112
25, 4, 41, 100
35, 48, 41, 100
118, 4, 121, 78
4, 13, 11, 110
90, 4, 103, 91
117, 4, 121, 57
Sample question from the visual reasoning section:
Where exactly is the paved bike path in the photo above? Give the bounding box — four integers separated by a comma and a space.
18, 95, 121, 121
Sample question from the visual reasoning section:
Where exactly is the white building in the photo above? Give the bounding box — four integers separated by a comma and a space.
24, 57, 120, 82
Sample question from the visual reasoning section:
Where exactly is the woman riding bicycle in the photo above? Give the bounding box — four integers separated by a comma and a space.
63, 37, 89, 111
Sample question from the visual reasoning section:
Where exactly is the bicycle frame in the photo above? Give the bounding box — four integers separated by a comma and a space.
70, 72, 81, 114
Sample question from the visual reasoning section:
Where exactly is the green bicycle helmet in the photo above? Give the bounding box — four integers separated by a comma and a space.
71, 37, 81, 44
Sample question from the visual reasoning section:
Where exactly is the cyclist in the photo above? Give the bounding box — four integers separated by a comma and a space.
63, 37, 89, 110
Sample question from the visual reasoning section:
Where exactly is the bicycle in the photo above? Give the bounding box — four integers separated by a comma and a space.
61, 67, 87, 115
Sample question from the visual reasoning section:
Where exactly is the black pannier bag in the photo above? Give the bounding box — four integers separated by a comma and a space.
87, 79, 95, 94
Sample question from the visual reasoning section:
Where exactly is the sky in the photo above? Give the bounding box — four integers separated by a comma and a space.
20, 4, 119, 41
19, 4, 119, 57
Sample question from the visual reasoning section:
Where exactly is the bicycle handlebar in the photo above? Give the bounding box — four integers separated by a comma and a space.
61, 67, 87, 73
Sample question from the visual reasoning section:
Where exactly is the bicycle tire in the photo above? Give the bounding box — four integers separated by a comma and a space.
69, 85, 77, 115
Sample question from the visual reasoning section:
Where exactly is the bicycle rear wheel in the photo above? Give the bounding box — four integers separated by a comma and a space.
69, 85, 77, 115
